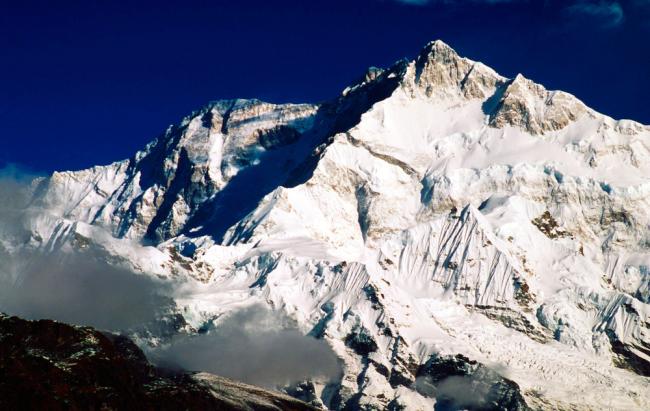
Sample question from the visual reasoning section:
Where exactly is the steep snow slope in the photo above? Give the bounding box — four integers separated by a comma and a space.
8, 40, 650, 410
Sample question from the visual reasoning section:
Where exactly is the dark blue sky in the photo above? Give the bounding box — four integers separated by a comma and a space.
1, 0, 649, 173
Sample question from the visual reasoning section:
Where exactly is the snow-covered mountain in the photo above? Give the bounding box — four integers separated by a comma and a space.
6, 40, 650, 410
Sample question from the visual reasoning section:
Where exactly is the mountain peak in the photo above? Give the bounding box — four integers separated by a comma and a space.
423, 39, 457, 57
409, 39, 502, 100
12, 39, 650, 411
487, 72, 588, 134
417, 39, 463, 70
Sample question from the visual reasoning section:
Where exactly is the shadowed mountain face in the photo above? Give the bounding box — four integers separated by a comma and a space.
0, 314, 316, 411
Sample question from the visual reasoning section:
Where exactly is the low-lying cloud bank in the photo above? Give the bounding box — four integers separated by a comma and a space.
0, 167, 175, 331
0, 251, 175, 330
0, 168, 342, 388
152, 305, 342, 388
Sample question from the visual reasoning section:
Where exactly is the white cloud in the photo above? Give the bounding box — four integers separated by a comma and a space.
152, 305, 342, 388
391, 0, 523, 5
565, 1, 625, 28
392, 0, 430, 5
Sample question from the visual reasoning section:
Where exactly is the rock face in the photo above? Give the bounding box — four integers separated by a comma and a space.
4, 40, 650, 410
415, 354, 530, 411
488, 74, 588, 135
0, 314, 316, 411
411, 40, 502, 100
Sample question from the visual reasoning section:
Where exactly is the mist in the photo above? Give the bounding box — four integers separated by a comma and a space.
0, 252, 176, 330
152, 305, 342, 388
414, 360, 520, 411
0, 167, 175, 331
0, 168, 342, 389
0, 164, 36, 244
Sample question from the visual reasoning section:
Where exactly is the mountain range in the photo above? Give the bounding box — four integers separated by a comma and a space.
1, 40, 649, 410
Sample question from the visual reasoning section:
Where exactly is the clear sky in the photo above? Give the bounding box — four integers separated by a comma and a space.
1, 0, 649, 173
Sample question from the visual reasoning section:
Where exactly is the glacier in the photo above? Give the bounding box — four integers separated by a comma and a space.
2, 40, 650, 410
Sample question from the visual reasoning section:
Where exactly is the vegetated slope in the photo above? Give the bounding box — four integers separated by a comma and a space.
0, 313, 316, 411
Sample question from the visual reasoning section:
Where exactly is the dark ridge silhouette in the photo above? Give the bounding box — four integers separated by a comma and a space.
0, 314, 317, 411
